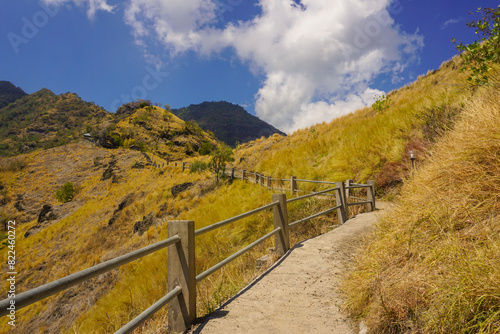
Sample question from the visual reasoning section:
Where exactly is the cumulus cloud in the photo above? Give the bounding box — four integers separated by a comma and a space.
42, 0, 115, 18
48, 0, 424, 133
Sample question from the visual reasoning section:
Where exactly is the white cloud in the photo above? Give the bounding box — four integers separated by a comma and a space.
53, 0, 424, 133
42, 0, 115, 18
441, 17, 462, 30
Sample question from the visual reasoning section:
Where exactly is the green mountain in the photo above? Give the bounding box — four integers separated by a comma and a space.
0, 88, 111, 157
0, 81, 27, 109
172, 101, 286, 146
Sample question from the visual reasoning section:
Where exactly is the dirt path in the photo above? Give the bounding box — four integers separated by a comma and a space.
191, 202, 391, 334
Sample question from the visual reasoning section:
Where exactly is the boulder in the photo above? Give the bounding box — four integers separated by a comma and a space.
37, 204, 57, 224
133, 212, 156, 236
171, 182, 194, 197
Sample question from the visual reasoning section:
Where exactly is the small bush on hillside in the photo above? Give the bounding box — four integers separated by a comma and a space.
198, 141, 212, 155
0, 157, 27, 171
55, 182, 76, 203
372, 94, 391, 113
190, 161, 209, 173
183, 121, 203, 136
139, 99, 152, 108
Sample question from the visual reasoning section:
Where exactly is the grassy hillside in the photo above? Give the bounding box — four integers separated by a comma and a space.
0, 88, 111, 157
109, 104, 218, 161
232, 58, 470, 197
0, 141, 333, 333
0, 54, 489, 333
344, 88, 500, 333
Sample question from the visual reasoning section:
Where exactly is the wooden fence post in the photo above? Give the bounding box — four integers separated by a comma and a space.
181, 162, 186, 172
242, 170, 246, 181
267, 176, 272, 190
290, 176, 297, 194
231, 168, 235, 180
255, 173, 259, 184
168, 221, 196, 333
367, 180, 376, 211
346, 179, 353, 218
272, 194, 289, 256
345, 179, 353, 203
335, 182, 347, 224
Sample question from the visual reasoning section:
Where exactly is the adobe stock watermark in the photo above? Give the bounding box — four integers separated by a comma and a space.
343, 0, 405, 58
7, 1, 60, 54
109, 66, 169, 112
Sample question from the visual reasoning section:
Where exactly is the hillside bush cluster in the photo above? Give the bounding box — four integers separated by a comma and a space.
55, 182, 76, 203
189, 160, 209, 173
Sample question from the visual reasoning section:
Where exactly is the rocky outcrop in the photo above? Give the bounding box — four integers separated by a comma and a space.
171, 182, 194, 197
38, 204, 57, 224
25, 204, 58, 237
108, 193, 136, 226
101, 158, 119, 182
133, 212, 156, 236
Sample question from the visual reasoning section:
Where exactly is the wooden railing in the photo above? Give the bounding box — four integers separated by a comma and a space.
0, 174, 375, 333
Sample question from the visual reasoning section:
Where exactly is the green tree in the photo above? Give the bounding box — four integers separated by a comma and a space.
210, 144, 234, 183
454, 6, 500, 86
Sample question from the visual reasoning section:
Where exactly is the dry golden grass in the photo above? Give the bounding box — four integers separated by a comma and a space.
0, 56, 486, 334
233, 57, 471, 197
344, 88, 500, 333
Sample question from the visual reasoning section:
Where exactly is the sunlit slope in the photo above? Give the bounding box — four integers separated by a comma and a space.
0, 55, 482, 333
0, 142, 215, 334
234, 58, 470, 194
345, 88, 500, 333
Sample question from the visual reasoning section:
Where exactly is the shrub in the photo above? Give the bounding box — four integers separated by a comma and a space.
0, 157, 27, 171
190, 161, 209, 173
198, 141, 212, 155
139, 99, 152, 108
55, 182, 76, 203
372, 94, 391, 113
454, 6, 500, 86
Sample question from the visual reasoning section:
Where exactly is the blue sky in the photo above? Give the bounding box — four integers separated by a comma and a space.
0, 0, 495, 133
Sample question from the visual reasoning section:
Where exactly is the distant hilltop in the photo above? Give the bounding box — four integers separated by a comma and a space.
172, 101, 286, 147
0, 81, 27, 109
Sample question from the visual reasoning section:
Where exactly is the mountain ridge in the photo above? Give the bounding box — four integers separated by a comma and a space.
0, 81, 27, 109
172, 101, 286, 146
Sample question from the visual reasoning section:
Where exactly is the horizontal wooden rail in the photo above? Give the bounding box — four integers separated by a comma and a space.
196, 227, 282, 282
286, 187, 337, 203
345, 184, 371, 189
347, 200, 372, 207
289, 205, 341, 227
0, 235, 181, 317
295, 179, 336, 185
195, 201, 279, 237
115, 285, 182, 334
